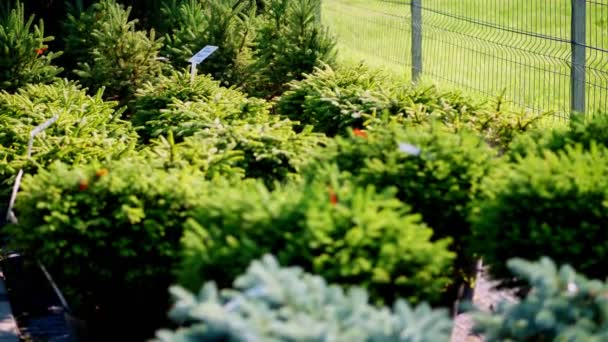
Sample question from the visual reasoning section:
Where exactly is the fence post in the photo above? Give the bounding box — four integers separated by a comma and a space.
411, 0, 422, 82
571, 0, 586, 113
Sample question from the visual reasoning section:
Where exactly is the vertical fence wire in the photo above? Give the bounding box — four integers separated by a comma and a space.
586, 0, 608, 115
322, 0, 608, 116
322, 0, 412, 76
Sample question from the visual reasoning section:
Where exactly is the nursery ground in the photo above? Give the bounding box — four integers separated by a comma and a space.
451, 264, 517, 341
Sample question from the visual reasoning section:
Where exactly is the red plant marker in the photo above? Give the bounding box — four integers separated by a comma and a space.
78, 179, 89, 192
353, 128, 368, 138
328, 187, 338, 205
36, 47, 48, 55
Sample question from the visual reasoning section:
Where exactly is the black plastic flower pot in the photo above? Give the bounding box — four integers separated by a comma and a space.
0, 252, 85, 341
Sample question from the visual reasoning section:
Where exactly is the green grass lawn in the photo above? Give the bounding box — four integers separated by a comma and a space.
323, 0, 608, 114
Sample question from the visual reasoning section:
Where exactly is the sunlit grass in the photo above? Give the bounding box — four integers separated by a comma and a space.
323, 0, 608, 114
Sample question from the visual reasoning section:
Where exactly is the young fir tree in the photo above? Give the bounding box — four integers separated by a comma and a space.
63, 0, 164, 104
0, 1, 62, 92
161, 0, 257, 87
249, 0, 336, 98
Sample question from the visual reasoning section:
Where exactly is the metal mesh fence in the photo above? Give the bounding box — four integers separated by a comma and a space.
322, 0, 608, 115
586, 0, 608, 114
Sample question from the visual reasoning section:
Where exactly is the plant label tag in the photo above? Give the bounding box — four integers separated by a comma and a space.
398, 142, 421, 156
189, 45, 218, 65
6, 114, 59, 223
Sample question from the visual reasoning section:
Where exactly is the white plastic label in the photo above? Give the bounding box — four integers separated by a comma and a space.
189, 45, 218, 64
398, 142, 421, 156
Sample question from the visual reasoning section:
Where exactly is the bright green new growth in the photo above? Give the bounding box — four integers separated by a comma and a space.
132, 70, 269, 142
473, 257, 608, 341
139, 133, 246, 181
278, 64, 546, 146
64, 0, 164, 103
0, 1, 62, 91
157, 255, 454, 341
181, 122, 325, 185
141, 120, 326, 186
309, 123, 496, 276
5, 2, 607, 340
508, 111, 608, 158
471, 144, 608, 284
5, 159, 209, 330
178, 169, 455, 305
0, 80, 137, 208
277, 63, 393, 136
132, 70, 326, 185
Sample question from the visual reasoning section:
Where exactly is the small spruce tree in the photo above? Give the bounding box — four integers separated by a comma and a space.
0, 1, 62, 92
63, 0, 164, 104
161, 0, 256, 86
248, 0, 336, 97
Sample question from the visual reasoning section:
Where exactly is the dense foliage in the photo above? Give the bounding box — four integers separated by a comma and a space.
248, 0, 336, 97
309, 123, 496, 277
158, 0, 334, 94
63, 0, 164, 103
3, 1, 606, 339
178, 171, 455, 305
139, 133, 245, 180
471, 144, 608, 284
132, 70, 326, 185
157, 255, 454, 341
143, 121, 325, 186
189, 123, 323, 185
277, 63, 393, 135
160, 0, 256, 86
5, 159, 208, 338
132, 71, 269, 141
508, 111, 608, 158
278, 64, 546, 146
473, 257, 608, 341
0, 80, 136, 207
140, 99, 268, 141
395, 86, 547, 150
0, 1, 61, 91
